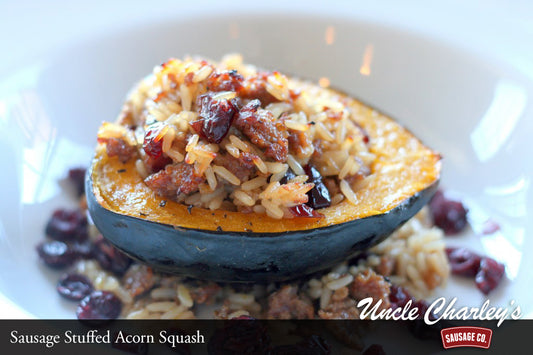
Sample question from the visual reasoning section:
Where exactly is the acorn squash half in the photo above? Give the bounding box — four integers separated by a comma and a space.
86, 96, 441, 282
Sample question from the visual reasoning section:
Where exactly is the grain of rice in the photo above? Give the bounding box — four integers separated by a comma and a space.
193, 65, 213, 83
335, 120, 347, 143
416, 253, 427, 272
166, 147, 184, 163
287, 154, 305, 175
184, 192, 202, 205
350, 159, 361, 175
253, 205, 266, 214
208, 194, 224, 210
241, 176, 267, 191
205, 166, 218, 191
270, 164, 289, 182
320, 289, 332, 309
422, 239, 445, 252
325, 272, 340, 281
199, 186, 226, 203
229, 135, 250, 152
161, 305, 187, 319
225, 144, 240, 158
212, 91, 237, 101
326, 274, 354, 290
265, 81, 282, 99
349, 265, 362, 275
287, 175, 308, 184
261, 181, 280, 197
308, 278, 322, 288
213, 165, 241, 185
177, 284, 194, 308
127, 309, 150, 319
252, 156, 268, 174
198, 183, 214, 194
146, 301, 177, 312
284, 120, 309, 131
332, 263, 349, 275
186, 134, 199, 152
261, 199, 283, 219
179, 84, 192, 111
339, 158, 355, 180
315, 122, 335, 141
135, 159, 148, 179
234, 190, 255, 207
150, 287, 176, 300
339, 180, 358, 205
265, 162, 286, 174
266, 102, 292, 118
331, 193, 344, 205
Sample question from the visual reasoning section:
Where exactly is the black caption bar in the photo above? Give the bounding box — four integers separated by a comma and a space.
0, 320, 527, 354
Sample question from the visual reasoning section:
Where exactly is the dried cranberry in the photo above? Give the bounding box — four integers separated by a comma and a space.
289, 204, 323, 218
207, 69, 244, 92
72, 241, 94, 259
445, 247, 481, 277
482, 219, 501, 235
191, 93, 238, 144
389, 285, 411, 308
429, 190, 468, 235
389, 285, 431, 320
77, 291, 122, 320
362, 344, 386, 355
36, 240, 77, 268
143, 154, 172, 174
68, 167, 86, 196
143, 122, 167, 159
303, 165, 331, 209
57, 273, 94, 301
475, 257, 505, 295
45, 208, 88, 241
93, 236, 132, 276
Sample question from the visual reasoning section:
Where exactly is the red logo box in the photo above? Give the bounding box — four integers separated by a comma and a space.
441, 326, 492, 349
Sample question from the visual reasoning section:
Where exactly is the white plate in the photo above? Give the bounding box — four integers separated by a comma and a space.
0, 1, 532, 319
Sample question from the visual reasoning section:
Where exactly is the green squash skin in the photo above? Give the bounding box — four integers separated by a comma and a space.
86, 170, 439, 282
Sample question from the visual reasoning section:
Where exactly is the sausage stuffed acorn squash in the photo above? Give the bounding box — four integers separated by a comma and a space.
86, 55, 441, 281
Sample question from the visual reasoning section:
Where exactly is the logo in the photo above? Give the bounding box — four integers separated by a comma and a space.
441, 326, 492, 349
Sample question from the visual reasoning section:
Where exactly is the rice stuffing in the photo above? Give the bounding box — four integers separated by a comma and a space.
96, 54, 376, 218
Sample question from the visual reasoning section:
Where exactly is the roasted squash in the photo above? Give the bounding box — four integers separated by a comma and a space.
87, 92, 440, 282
